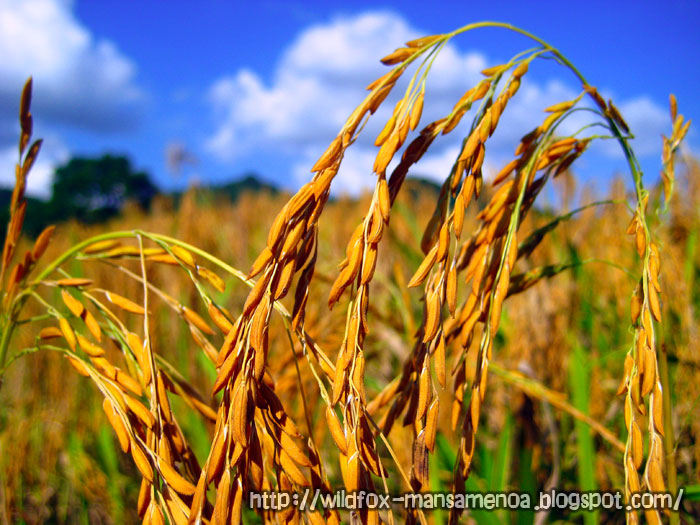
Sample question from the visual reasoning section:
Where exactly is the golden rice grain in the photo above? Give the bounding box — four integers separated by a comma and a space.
634, 224, 646, 257
434, 334, 446, 388
584, 85, 606, 110
446, 263, 457, 316
410, 91, 424, 130
231, 477, 243, 524
230, 384, 249, 446
170, 245, 195, 269
375, 114, 396, 147
56, 277, 93, 287
374, 133, 399, 174
102, 398, 130, 453
242, 270, 269, 316
453, 191, 465, 237
408, 244, 438, 288
162, 487, 188, 525
182, 306, 214, 335
136, 478, 151, 518
331, 367, 346, 406
423, 289, 441, 342
212, 469, 232, 524
158, 457, 196, 496
405, 34, 442, 48
345, 449, 360, 493
326, 406, 348, 454
368, 83, 394, 114
158, 436, 172, 465
647, 458, 665, 492
61, 290, 84, 317
38, 326, 62, 339
652, 385, 664, 436
630, 284, 642, 324
436, 223, 450, 262
59, 317, 76, 350
124, 395, 155, 429
114, 368, 142, 397
512, 60, 529, 78
104, 291, 145, 315
626, 456, 640, 493
146, 253, 179, 265
648, 284, 661, 322
416, 361, 431, 419
360, 246, 378, 285
130, 443, 154, 482
82, 239, 121, 254
470, 391, 481, 435
156, 373, 173, 424
207, 303, 233, 333
312, 136, 342, 172
631, 420, 643, 469
380, 47, 414, 65
250, 297, 270, 352
65, 354, 90, 376
77, 334, 104, 357
378, 178, 391, 222
279, 431, 311, 467
274, 257, 297, 300
188, 474, 207, 523
641, 347, 656, 397
146, 502, 164, 525
279, 449, 309, 487
197, 266, 225, 293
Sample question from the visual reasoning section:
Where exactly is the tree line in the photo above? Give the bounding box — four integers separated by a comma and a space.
1, 154, 277, 239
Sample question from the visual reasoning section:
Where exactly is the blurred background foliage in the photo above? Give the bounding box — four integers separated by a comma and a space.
0, 154, 699, 524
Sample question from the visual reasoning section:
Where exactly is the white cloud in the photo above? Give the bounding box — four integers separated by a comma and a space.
206, 11, 422, 159
0, 0, 144, 135
205, 11, 489, 193
205, 10, 671, 194
282, 11, 416, 84
618, 96, 669, 156
0, 0, 143, 197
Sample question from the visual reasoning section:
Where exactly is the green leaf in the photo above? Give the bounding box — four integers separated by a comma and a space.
682, 484, 700, 501
569, 344, 599, 525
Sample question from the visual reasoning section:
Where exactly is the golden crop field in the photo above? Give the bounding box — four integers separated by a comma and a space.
0, 22, 698, 525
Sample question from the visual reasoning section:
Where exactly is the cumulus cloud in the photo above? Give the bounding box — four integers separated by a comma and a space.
617, 96, 669, 156
206, 11, 420, 160
0, 0, 144, 135
0, 0, 144, 197
205, 10, 671, 194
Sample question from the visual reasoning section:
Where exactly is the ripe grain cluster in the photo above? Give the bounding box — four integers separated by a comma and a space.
0, 22, 692, 525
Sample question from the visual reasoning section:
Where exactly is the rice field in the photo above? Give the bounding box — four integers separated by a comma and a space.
0, 23, 698, 525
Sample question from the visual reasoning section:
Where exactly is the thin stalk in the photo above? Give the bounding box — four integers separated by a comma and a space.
465, 24, 670, 521
658, 342, 679, 525
492, 362, 625, 452
0, 319, 15, 389
0, 229, 242, 386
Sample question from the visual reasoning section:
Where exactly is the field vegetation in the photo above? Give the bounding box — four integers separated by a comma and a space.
0, 22, 697, 525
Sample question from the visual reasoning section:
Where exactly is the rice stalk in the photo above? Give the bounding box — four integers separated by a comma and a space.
0, 22, 692, 525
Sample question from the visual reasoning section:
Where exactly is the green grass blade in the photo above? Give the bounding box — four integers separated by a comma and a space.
569, 344, 598, 525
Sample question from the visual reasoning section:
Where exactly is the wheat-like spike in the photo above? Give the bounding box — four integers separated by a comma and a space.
0, 23, 691, 525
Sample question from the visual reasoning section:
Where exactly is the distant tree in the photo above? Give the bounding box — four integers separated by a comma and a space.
49, 155, 157, 223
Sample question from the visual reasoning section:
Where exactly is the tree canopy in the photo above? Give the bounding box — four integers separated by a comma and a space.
50, 155, 157, 224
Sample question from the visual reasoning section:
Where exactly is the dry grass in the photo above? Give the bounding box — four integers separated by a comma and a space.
0, 23, 697, 525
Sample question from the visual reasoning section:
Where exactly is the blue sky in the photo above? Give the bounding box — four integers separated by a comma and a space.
0, 0, 698, 198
